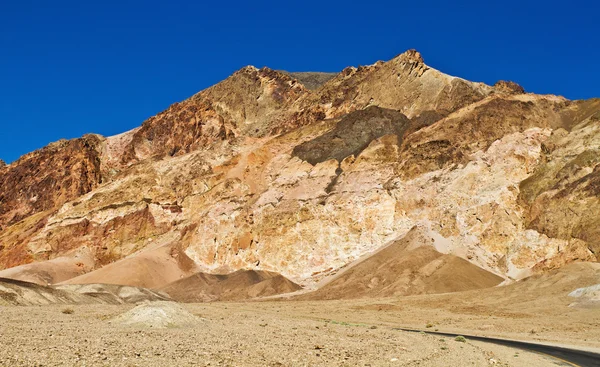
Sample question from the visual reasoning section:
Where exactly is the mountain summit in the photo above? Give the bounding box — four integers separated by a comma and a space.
0, 50, 599, 292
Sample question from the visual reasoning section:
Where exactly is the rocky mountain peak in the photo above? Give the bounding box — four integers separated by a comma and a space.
235, 65, 259, 74
231, 65, 304, 90
0, 50, 599, 294
494, 80, 526, 95
0, 159, 5, 168
395, 49, 424, 64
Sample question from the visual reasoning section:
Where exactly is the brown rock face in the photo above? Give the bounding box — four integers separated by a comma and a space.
294, 49, 493, 120
494, 80, 525, 95
518, 100, 600, 262
121, 67, 309, 164
0, 50, 598, 293
0, 135, 104, 231
282, 72, 337, 91
292, 106, 411, 165
396, 95, 567, 179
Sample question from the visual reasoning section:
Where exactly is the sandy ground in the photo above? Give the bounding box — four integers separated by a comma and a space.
1, 263, 598, 366
0, 299, 593, 367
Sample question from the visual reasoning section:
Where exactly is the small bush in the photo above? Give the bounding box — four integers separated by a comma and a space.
454, 335, 467, 343
426, 323, 434, 328
61, 307, 74, 315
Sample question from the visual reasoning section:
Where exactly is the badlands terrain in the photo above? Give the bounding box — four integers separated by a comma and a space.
1, 49, 600, 365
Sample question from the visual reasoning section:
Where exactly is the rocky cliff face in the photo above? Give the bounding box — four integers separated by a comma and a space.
1, 50, 598, 287
119, 66, 309, 166
0, 135, 104, 231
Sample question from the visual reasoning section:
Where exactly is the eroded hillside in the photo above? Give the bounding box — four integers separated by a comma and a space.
1, 50, 598, 290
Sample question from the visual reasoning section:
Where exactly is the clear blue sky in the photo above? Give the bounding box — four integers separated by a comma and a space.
1, 0, 598, 163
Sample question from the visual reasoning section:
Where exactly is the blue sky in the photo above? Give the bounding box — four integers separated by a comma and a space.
1, 0, 598, 163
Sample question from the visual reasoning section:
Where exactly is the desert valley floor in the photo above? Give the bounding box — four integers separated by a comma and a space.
2, 263, 599, 367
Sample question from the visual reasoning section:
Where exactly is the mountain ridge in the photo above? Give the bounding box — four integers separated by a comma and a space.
1, 49, 598, 295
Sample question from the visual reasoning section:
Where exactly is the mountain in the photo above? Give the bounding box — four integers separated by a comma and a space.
0, 50, 598, 298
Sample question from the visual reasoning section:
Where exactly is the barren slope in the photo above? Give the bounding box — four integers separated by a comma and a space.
159, 269, 301, 302
0, 246, 94, 285
299, 227, 503, 300
0, 49, 598, 294
60, 243, 199, 289
281, 71, 337, 90
0, 277, 168, 306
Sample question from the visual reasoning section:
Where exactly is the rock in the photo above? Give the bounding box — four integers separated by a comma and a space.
568, 284, 600, 308
109, 301, 202, 328
0, 134, 104, 234
395, 49, 424, 64
292, 106, 411, 165
494, 80, 525, 94
281, 71, 337, 91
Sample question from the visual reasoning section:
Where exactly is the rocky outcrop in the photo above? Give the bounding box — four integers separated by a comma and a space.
494, 80, 525, 95
0, 50, 598, 292
0, 135, 104, 231
519, 101, 600, 264
121, 67, 310, 164
396, 94, 568, 179
292, 106, 411, 165
283, 71, 337, 91
269, 50, 495, 136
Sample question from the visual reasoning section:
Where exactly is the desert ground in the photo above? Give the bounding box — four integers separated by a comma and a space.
0, 301, 576, 367
2, 264, 599, 367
